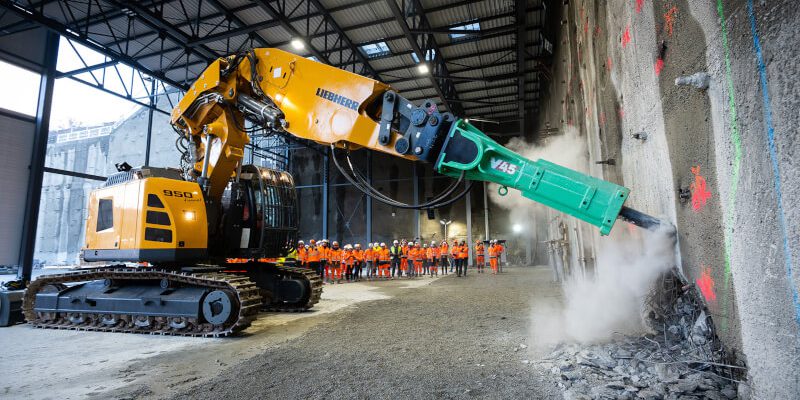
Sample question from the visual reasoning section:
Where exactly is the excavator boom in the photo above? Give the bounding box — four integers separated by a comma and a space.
171, 48, 660, 235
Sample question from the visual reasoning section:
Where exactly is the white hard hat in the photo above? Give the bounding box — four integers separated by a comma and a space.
298, 240, 304, 244
380, 242, 387, 247
431, 240, 437, 245
355, 243, 361, 248
393, 240, 399, 244
367, 242, 373, 247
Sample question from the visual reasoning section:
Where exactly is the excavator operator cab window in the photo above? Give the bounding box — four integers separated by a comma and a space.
96, 198, 114, 231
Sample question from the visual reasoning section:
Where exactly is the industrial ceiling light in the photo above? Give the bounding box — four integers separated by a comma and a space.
291, 38, 305, 50
512, 224, 522, 233
417, 63, 429, 74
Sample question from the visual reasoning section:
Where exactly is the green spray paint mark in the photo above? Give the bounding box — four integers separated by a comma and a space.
716, 0, 743, 332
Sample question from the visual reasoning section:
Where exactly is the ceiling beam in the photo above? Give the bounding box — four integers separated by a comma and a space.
383, 0, 460, 114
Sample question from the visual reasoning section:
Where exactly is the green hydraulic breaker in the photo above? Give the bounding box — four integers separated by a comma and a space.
435, 119, 661, 235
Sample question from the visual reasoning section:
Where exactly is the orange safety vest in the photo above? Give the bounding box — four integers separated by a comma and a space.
378, 248, 390, 261
439, 243, 449, 257
297, 247, 307, 262
475, 244, 484, 256
401, 245, 409, 258
488, 245, 499, 258
330, 248, 342, 262
354, 249, 364, 261
460, 245, 469, 259
411, 248, 422, 261
307, 246, 321, 262
426, 247, 437, 260
319, 246, 329, 261
343, 250, 356, 265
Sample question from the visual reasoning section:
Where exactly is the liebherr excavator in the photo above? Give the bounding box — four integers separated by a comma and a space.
22, 48, 661, 336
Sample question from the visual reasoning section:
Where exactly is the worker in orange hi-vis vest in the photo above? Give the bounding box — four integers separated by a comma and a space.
422, 243, 437, 276
329, 241, 342, 283
307, 239, 322, 278
319, 240, 330, 283
439, 240, 449, 275
458, 241, 470, 277
413, 242, 424, 277
378, 243, 391, 279
353, 244, 365, 281
427, 241, 439, 276
488, 240, 500, 275
452, 241, 464, 276
343, 244, 356, 282
400, 239, 409, 277
421, 243, 430, 276
474, 240, 485, 273
296, 240, 307, 267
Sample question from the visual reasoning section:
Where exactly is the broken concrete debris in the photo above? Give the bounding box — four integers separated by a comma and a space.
540, 270, 745, 400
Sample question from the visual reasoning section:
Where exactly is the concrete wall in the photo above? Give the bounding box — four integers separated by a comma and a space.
535, 0, 800, 396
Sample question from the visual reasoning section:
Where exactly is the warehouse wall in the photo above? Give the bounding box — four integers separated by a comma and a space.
530, 0, 799, 397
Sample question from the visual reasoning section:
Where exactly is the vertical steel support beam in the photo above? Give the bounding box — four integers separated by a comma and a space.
366, 151, 373, 243
516, 0, 528, 134
144, 78, 156, 166
17, 31, 60, 284
465, 180, 473, 267
321, 148, 329, 240
483, 181, 490, 240
412, 163, 420, 239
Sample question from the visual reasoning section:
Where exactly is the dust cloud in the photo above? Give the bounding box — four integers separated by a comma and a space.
532, 226, 676, 348
485, 126, 677, 348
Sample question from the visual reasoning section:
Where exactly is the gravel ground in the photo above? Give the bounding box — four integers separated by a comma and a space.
170, 266, 562, 400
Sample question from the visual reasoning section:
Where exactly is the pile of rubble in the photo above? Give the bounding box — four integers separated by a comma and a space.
544, 269, 747, 400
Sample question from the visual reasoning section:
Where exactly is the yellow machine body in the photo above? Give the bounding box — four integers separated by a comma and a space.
83, 177, 208, 262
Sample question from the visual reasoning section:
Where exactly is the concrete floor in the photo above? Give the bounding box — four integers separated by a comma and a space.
0, 266, 561, 400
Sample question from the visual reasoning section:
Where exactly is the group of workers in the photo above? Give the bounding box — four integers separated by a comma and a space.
295, 238, 505, 284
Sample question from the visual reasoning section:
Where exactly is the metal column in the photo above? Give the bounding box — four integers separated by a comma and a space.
144, 78, 156, 166
412, 163, 420, 239
483, 181, 490, 240
365, 151, 372, 243
17, 31, 60, 284
465, 180, 473, 266
321, 148, 329, 240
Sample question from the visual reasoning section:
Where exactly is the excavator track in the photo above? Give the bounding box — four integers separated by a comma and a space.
261, 265, 323, 312
22, 268, 262, 337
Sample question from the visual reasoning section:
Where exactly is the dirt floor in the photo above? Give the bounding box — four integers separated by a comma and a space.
0, 266, 562, 399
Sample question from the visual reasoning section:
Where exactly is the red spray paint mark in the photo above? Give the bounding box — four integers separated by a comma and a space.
696, 267, 717, 303
664, 6, 678, 36
621, 26, 631, 48
690, 165, 712, 212
636, 0, 645, 13
655, 57, 665, 76
599, 112, 607, 127
606, 56, 613, 72
594, 25, 602, 38
618, 107, 625, 119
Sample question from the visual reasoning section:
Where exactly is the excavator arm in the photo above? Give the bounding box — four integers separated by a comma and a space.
171, 48, 660, 235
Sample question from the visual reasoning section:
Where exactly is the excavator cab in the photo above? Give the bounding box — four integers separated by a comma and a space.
218, 165, 298, 260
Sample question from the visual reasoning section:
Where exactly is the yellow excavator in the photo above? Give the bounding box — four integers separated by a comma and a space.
22, 48, 661, 336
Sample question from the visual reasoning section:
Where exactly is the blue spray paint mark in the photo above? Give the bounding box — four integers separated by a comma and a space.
747, 0, 800, 324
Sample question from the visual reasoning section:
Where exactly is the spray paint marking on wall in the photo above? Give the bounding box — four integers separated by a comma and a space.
606, 56, 613, 71
747, 0, 800, 324
690, 165, 712, 212
636, 0, 645, 13
697, 266, 717, 304
664, 5, 678, 36
716, 0, 743, 332
655, 58, 665, 76
622, 26, 631, 48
